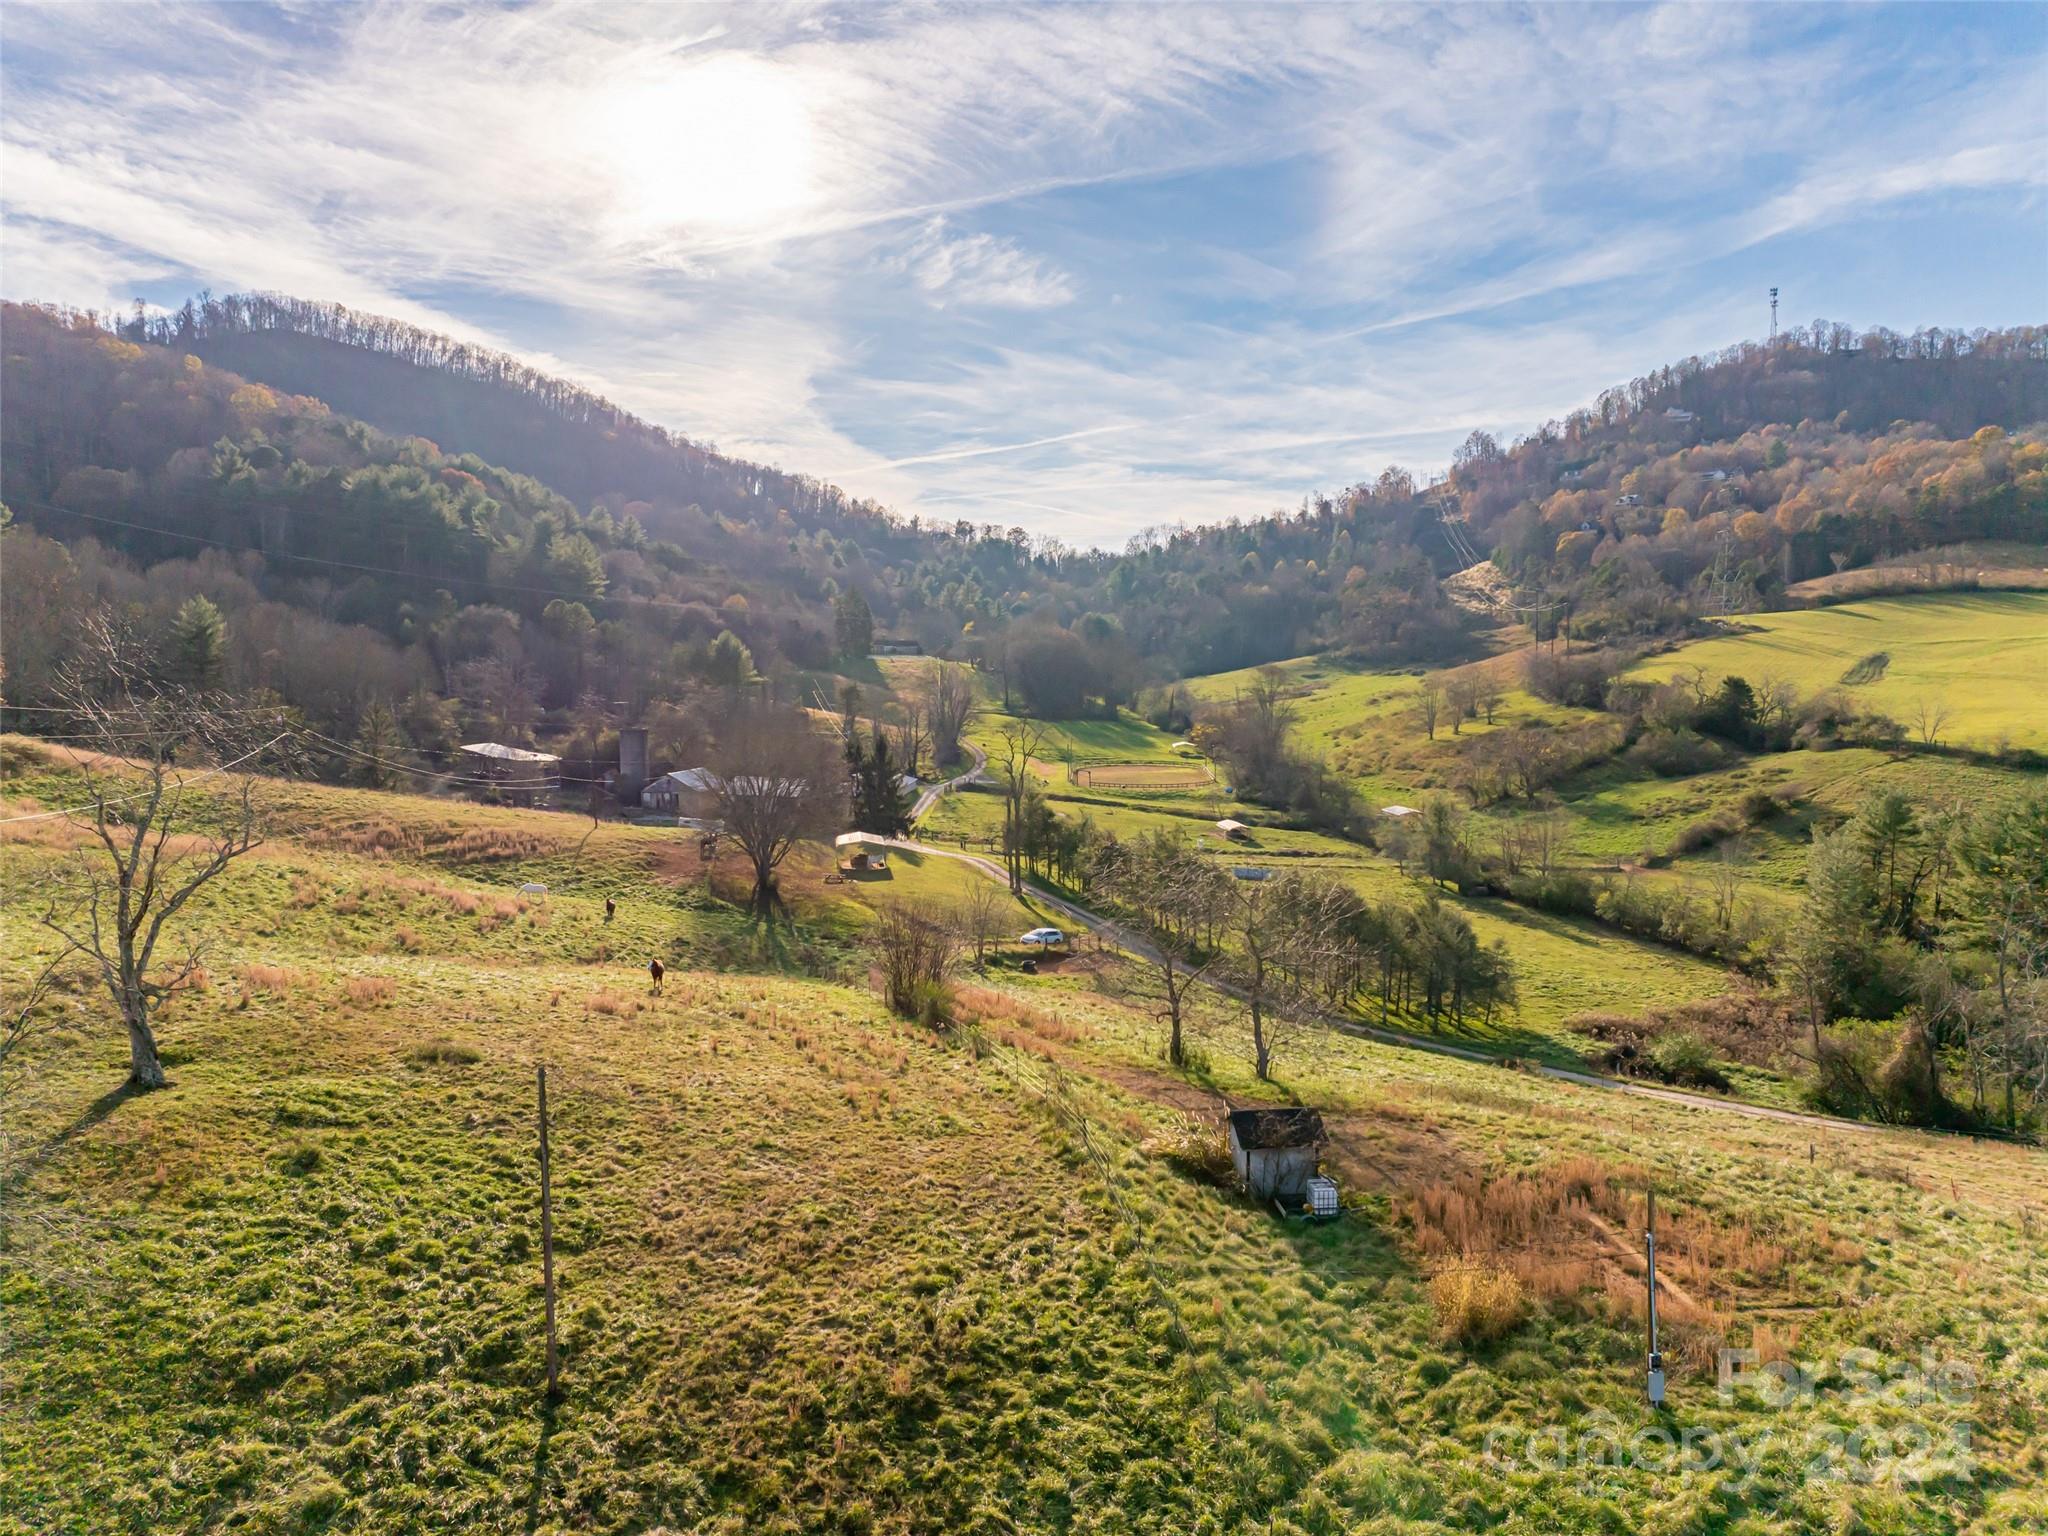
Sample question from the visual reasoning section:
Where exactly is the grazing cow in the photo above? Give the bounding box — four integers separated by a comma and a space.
604, 896, 616, 924
649, 958, 665, 995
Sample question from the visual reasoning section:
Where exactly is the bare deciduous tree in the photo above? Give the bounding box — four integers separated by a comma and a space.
927, 662, 979, 770
1913, 695, 1953, 747
1220, 872, 1344, 1081
1444, 675, 1478, 734
1093, 833, 1229, 1067
992, 720, 1046, 895
1417, 678, 1444, 740
712, 705, 844, 918
959, 880, 1007, 972
870, 901, 961, 1022
40, 617, 280, 1090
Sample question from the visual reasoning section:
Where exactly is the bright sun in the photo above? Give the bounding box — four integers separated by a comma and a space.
594, 54, 818, 234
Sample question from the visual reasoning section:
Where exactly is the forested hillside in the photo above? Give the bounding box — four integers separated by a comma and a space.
4, 299, 2042, 767
1444, 325, 2047, 641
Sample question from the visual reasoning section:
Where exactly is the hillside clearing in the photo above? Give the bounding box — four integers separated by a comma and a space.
1628, 592, 2048, 750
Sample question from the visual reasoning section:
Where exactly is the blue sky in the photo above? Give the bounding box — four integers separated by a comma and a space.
3, 2, 2043, 546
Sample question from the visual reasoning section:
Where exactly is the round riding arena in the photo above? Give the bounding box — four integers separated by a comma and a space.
1073, 760, 1213, 790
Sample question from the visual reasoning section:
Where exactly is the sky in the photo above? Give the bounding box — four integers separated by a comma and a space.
3, 2, 2044, 548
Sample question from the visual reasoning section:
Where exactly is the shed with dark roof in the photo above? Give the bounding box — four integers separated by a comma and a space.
1226, 1108, 1326, 1203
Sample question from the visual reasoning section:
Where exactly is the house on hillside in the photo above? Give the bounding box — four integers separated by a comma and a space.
1226, 1108, 1326, 1204
874, 638, 923, 656
1663, 407, 1697, 423
641, 766, 719, 817
457, 742, 559, 806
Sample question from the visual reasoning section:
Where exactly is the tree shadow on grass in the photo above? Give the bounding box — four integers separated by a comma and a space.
522, 1397, 559, 1536
6, 1079, 143, 1190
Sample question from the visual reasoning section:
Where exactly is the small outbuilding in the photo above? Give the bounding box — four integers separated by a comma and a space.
1215, 818, 1249, 839
458, 742, 560, 806
1380, 804, 1420, 819
1226, 1108, 1326, 1204
834, 830, 891, 871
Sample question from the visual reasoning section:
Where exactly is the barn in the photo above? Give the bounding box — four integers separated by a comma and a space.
1225, 1107, 1326, 1204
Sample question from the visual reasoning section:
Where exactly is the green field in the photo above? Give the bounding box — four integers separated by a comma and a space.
923, 782, 1732, 1064
1630, 592, 2048, 750
1186, 654, 1608, 807
5, 747, 2045, 1535
965, 707, 1196, 769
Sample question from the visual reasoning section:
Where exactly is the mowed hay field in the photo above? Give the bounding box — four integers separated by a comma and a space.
1629, 592, 2048, 750
5, 748, 2048, 1533
1073, 762, 1212, 791
967, 710, 1194, 769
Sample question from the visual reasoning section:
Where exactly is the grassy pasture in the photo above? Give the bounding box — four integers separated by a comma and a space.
921, 781, 1731, 1065
1628, 592, 2048, 750
1186, 655, 1607, 808
966, 708, 1191, 769
5, 758, 2046, 1533
1074, 762, 1213, 791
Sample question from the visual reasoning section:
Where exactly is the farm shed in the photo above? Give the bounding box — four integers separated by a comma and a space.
1215, 818, 1249, 839
641, 767, 720, 817
1380, 804, 1419, 819
457, 742, 559, 806
1226, 1108, 1326, 1204
834, 831, 891, 871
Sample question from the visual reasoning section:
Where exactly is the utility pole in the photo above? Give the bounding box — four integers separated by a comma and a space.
1645, 1187, 1665, 1406
538, 1063, 560, 1399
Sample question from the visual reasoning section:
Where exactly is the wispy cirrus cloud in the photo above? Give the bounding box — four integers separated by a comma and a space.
896, 219, 1076, 310
2, 1, 2041, 545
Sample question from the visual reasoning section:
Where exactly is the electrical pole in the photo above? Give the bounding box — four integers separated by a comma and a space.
538, 1062, 560, 1399
1645, 1187, 1665, 1406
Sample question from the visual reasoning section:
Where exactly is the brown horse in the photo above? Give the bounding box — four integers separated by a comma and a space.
648, 958, 664, 995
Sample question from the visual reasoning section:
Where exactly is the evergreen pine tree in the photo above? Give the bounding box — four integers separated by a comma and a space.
352, 700, 406, 788
834, 587, 874, 659
170, 596, 228, 688
847, 726, 914, 836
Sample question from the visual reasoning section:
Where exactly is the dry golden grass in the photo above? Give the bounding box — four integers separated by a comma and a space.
1144, 1114, 1234, 1181
343, 975, 395, 1006
239, 963, 314, 994
307, 818, 567, 864
1429, 1264, 1529, 1345
954, 984, 1091, 1044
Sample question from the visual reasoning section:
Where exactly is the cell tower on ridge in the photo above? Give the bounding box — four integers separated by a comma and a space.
1769, 287, 1779, 343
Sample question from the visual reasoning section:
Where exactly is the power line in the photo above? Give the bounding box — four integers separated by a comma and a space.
0, 734, 290, 824
1429, 494, 1567, 619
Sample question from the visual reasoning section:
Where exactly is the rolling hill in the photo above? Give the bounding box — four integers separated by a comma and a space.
5, 738, 2044, 1535
1628, 591, 2048, 752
